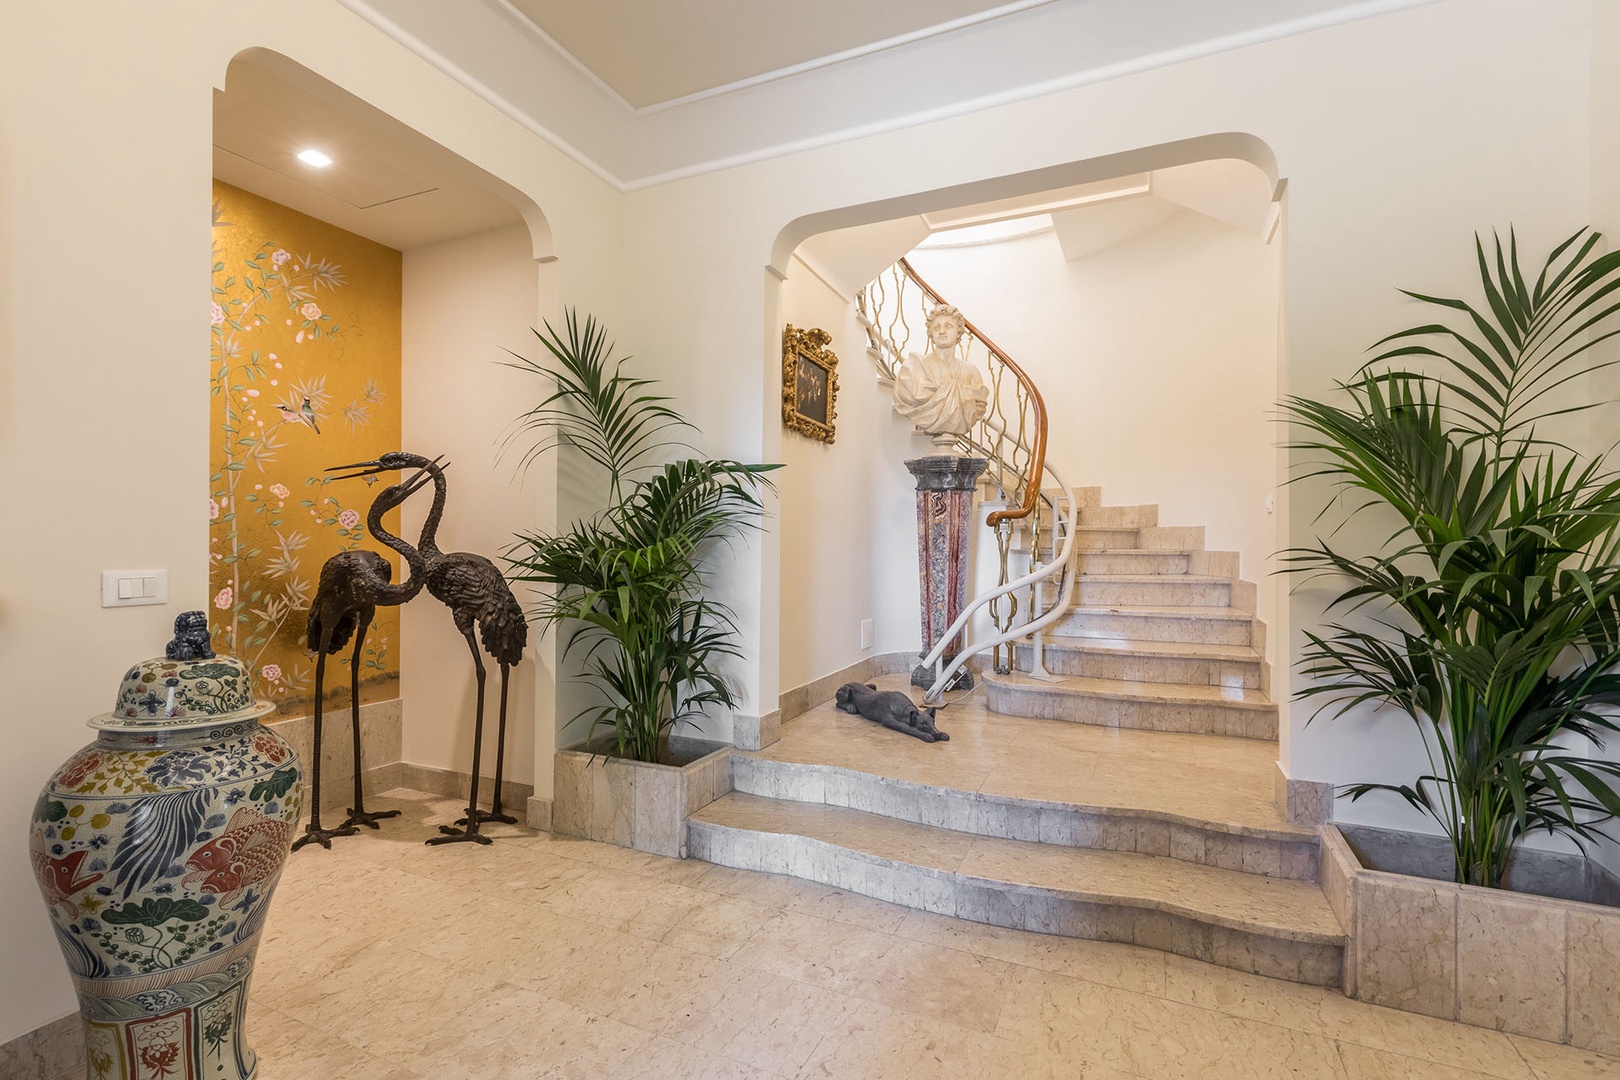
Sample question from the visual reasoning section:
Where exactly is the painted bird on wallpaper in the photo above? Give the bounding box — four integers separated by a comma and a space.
274, 397, 322, 434
329, 451, 528, 846
292, 464, 433, 851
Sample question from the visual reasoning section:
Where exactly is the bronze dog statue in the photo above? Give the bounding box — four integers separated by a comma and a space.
835, 682, 950, 743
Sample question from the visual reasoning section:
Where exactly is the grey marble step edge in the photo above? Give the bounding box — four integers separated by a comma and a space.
980, 671, 1275, 711
731, 756, 1319, 881
984, 680, 1280, 741
687, 820, 1344, 988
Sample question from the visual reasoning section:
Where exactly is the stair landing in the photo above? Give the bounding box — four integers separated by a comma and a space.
744, 677, 1290, 834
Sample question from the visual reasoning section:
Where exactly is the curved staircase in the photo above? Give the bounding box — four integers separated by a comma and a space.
986, 486, 1278, 741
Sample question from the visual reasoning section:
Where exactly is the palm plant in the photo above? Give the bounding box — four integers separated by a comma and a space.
1285, 228, 1620, 888
505, 311, 779, 763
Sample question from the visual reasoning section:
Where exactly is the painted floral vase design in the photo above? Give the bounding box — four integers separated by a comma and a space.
28, 614, 300, 1080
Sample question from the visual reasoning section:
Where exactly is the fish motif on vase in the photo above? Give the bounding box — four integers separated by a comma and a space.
182, 806, 294, 897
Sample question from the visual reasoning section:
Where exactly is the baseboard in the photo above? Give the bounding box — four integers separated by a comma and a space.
778, 651, 915, 725
399, 761, 534, 812
526, 795, 553, 832
0, 1012, 80, 1080
266, 697, 403, 813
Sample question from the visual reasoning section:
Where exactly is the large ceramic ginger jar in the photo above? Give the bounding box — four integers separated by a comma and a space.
28, 616, 300, 1080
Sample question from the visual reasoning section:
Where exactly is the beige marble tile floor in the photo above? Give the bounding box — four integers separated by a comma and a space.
43, 788, 1610, 1079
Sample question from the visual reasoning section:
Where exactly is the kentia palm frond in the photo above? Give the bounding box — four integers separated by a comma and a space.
1283, 227, 1620, 887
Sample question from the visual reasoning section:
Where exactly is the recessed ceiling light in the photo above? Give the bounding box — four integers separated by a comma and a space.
296, 149, 333, 168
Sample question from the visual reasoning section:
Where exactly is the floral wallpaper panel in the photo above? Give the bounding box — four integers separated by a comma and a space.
209, 180, 403, 714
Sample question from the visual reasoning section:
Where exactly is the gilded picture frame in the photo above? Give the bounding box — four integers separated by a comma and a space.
782, 324, 839, 444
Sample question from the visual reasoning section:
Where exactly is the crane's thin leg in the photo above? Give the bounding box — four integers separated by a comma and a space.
294, 643, 359, 851
429, 626, 493, 846
458, 661, 517, 826
342, 618, 400, 830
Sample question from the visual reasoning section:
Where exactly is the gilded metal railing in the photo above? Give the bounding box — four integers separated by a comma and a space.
856, 259, 1074, 696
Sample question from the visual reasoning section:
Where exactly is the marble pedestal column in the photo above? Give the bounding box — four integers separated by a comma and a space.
906, 454, 988, 689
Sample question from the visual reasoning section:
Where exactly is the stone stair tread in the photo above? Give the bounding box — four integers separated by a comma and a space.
982, 669, 1274, 710
692, 793, 1343, 944
754, 684, 1303, 837
1059, 604, 1256, 621
1070, 574, 1231, 584
1031, 637, 1261, 662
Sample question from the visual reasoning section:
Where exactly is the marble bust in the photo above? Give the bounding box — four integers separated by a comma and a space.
893, 305, 990, 444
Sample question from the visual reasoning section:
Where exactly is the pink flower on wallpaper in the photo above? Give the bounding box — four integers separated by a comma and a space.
210, 300, 224, 326
260, 664, 282, 682
337, 508, 360, 530
299, 301, 322, 321
271, 249, 291, 268
269, 483, 289, 500
208, 499, 220, 520
214, 587, 233, 610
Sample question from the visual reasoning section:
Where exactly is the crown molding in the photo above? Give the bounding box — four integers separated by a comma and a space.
336, 0, 1437, 194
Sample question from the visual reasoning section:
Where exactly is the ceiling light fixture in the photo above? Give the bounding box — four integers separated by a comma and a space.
296, 148, 333, 168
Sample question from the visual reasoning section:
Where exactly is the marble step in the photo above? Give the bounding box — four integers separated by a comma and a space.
1069, 574, 1232, 608
982, 670, 1278, 739
1048, 604, 1263, 647
1014, 636, 1267, 690
1075, 504, 1158, 528
730, 751, 1318, 880
1016, 524, 1206, 554
688, 794, 1344, 987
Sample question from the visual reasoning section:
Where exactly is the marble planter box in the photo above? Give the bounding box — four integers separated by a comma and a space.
552, 736, 732, 858
1322, 824, 1620, 1053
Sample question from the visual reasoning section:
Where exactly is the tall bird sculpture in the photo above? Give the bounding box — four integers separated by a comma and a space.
292, 465, 432, 851
334, 452, 528, 846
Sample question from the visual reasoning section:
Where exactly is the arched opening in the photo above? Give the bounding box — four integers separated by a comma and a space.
212, 48, 555, 819
765, 134, 1287, 755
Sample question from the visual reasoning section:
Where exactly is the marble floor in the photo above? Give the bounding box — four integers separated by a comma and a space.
47, 788, 1613, 1079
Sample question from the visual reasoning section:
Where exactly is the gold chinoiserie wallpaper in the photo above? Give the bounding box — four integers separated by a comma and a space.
209, 180, 404, 714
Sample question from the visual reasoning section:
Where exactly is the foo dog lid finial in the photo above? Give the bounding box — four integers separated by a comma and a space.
90, 611, 275, 732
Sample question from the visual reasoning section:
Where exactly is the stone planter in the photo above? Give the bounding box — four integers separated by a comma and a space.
28, 620, 299, 1080
1322, 824, 1620, 1053
551, 736, 731, 857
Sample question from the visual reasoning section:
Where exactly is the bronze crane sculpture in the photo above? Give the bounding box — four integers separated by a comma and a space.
334, 452, 528, 845
293, 463, 433, 851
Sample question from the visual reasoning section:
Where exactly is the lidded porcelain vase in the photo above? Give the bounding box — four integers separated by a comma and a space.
28, 613, 301, 1080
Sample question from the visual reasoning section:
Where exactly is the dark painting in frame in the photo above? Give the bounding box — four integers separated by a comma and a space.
782, 324, 839, 444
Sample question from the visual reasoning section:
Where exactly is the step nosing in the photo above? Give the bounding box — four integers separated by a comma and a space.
981, 672, 1274, 709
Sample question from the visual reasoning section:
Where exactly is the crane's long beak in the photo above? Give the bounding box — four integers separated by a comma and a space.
326, 454, 448, 482
398, 465, 434, 500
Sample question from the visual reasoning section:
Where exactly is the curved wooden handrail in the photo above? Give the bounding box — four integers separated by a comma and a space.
896, 258, 1048, 527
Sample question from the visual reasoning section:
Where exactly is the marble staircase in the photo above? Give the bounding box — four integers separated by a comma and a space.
690, 679, 1344, 988
987, 487, 1276, 739
688, 488, 1342, 987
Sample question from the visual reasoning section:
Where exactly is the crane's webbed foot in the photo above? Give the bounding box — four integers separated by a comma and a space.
455, 808, 518, 826
292, 823, 360, 852
342, 807, 402, 830
426, 823, 494, 846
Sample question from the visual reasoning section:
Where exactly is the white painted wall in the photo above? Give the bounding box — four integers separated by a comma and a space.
907, 209, 1282, 666
401, 224, 545, 786
776, 261, 924, 693
0, 2, 618, 1044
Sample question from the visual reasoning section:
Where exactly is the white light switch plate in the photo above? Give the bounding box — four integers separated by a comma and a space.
860, 618, 874, 650
102, 570, 168, 608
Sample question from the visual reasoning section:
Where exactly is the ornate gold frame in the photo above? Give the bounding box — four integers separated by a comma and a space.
782, 324, 839, 444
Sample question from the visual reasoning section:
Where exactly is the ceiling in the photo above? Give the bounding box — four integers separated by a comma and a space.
213, 51, 525, 251
504, 0, 1039, 109
338, 0, 1433, 190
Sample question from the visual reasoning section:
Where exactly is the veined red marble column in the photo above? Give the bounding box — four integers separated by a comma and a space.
906, 454, 987, 689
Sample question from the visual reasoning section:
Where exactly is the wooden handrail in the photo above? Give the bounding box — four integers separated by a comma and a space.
896, 257, 1048, 527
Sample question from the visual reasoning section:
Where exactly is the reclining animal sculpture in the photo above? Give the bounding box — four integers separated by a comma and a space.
834, 682, 950, 743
